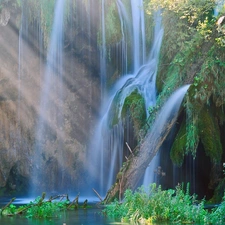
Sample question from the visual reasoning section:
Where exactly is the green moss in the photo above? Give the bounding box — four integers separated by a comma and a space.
171, 104, 222, 166
107, 93, 120, 127
186, 84, 205, 113
210, 178, 225, 203
122, 91, 146, 137
170, 120, 186, 166
107, 90, 146, 135
198, 106, 222, 163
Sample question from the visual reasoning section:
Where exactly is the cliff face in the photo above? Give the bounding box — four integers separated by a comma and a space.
0, 1, 100, 195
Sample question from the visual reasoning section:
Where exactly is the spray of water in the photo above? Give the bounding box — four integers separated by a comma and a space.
31, 0, 65, 195
143, 85, 190, 189
88, 1, 164, 196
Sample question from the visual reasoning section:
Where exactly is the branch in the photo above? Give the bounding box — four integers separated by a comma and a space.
1, 197, 16, 215
67, 193, 80, 209
126, 142, 134, 156
92, 188, 103, 202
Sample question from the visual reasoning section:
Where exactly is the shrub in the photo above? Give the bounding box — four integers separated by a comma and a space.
103, 183, 210, 224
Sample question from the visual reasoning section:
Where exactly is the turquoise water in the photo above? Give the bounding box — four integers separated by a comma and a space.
0, 207, 117, 225
0, 208, 203, 225
0, 199, 204, 225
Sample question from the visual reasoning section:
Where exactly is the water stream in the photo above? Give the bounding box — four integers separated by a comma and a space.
88, 1, 164, 196
31, 0, 65, 195
142, 85, 190, 188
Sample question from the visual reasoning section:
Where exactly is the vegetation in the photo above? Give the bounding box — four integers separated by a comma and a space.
103, 0, 225, 202
122, 91, 147, 139
104, 183, 225, 224
141, 0, 225, 167
0, 193, 88, 219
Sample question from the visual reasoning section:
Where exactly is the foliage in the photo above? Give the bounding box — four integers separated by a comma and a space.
142, 0, 225, 168
104, 183, 211, 224
171, 100, 222, 163
0, 194, 87, 219
1, 204, 16, 215
104, 183, 225, 224
198, 106, 222, 162
146, 0, 215, 66
209, 195, 225, 224
25, 196, 69, 218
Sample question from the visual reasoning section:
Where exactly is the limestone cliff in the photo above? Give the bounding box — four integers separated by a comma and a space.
0, 0, 100, 195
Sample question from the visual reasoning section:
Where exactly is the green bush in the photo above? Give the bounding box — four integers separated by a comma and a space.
103, 183, 221, 224
1, 195, 70, 219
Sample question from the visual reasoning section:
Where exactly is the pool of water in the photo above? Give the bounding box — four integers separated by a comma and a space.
0, 206, 120, 225
0, 199, 205, 225
0, 209, 204, 225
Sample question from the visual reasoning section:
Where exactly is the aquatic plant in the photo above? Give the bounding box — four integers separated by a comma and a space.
0, 193, 88, 219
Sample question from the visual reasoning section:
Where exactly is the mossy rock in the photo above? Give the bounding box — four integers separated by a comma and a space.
171, 103, 222, 166
210, 178, 225, 203
122, 91, 146, 136
107, 90, 146, 136
198, 106, 222, 163
170, 119, 186, 166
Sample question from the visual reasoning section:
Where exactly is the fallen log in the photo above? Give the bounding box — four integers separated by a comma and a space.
104, 85, 189, 203
104, 117, 178, 203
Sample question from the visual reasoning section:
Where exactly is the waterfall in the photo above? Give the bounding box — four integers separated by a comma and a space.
31, 0, 65, 195
17, 6, 26, 158
88, 1, 163, 196
100, 0, 107, 99
143, 85, 190, 189
116, 0, 130, 74
131, 0, 146, 72
214, 0, 225, 17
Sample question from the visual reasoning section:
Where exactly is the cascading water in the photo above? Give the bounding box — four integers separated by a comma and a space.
88, 1, 164, 196
100, 0, 107, 98
17, 5, 27, 158
116, 0, 130, 75
143, 85, 190, 189
214, 0, 225, 17
131, 0, 146, 72
31, 0, 65, 195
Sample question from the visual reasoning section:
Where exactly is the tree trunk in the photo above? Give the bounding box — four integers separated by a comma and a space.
104, 116, 178, 203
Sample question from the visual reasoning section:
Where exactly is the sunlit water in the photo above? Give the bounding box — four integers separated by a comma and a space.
88, 0, 164, 196
0, 196, 203, 225
0, 207, 114, 225
0, 209, 204, 225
